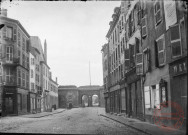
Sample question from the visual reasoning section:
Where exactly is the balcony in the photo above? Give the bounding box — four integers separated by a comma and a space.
4, 77, 16, 86
2, 58, 19, 66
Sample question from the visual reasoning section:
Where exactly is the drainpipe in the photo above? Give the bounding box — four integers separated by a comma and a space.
139, 0, 146, 121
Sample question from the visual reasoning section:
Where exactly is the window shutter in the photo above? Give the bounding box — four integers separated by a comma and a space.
13, 28, 17, 41
170, 24, 181, 58
136, 53, 143, 75
26, 40, 30, 52
144, 86, 151, 108
3, 26, 6, 38
157, 38, 165, 66
129, 16, 132, 37
154, 1, 162, 25
154, 41, 159, 67
135, 37, 140, 52
147, 48, 151, 72
129, 44, 135, 67
142, 16, 147, 38
124, 49, 130, 70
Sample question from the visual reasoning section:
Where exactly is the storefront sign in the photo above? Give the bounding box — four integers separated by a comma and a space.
172, 60, 187, 76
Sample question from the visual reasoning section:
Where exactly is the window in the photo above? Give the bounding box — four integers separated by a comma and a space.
22, 70, 25, 87
144, 86, 151, 108
154, 0, 162, 26
170, 24, 182, 58
131, 10, 135, 33
6, 27, 13, 39
155, 34, 165, 67
31, 69, 33, 78
129, 44, 135, 67
124, 49, 130, 70
141, 0, 146, 18
26, 73, 29, 89
17, 68, 21, 86
136, 53, 143, 75
6, 46, 13, 62
141, 16, 147, 38
18, 32, 21, 46
5, 67, 14, 84
143, 48, 150, 73
151, 84, 160, 109
22, 37, 25, 51
18, 50, 21, 64
27, 57, 29, 69
22, 54, 25, 67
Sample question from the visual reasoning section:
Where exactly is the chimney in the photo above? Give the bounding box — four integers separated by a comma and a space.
56, 77, 58, 84
0, 9, 7, 17
44, 39, 47, 63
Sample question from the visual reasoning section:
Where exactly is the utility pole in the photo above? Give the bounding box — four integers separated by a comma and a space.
89, 61, 91, 86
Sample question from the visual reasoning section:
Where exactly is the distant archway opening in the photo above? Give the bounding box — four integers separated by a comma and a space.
82, 95, 89, 107
92, 95, 99, 107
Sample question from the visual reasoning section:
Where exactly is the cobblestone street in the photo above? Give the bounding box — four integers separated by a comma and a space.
0, 107, 147, 135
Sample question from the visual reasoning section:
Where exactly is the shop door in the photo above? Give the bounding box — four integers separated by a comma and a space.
136, 80, 144, 120
5, 96, 14, 114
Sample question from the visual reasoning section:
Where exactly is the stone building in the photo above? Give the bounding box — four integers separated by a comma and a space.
0, 9, 30, 116
102, 0, 187, 130
58, 85, 104, 108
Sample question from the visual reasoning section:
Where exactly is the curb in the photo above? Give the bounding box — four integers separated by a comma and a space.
24, 110, 66, 118
99, 114, 152, 135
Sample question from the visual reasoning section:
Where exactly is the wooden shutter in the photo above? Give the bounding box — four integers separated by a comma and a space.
144, 86, 151, 109
129, 44, 135, 67
26, 40, 30, 52
154, 1, 162, 25
3, 26, 6, 38
170, 24, 181, 58
136, 53, 143, 75
124, 49, 130, 70
156, 36, 165, 66
135, 37, 140, 52
142, 16, 147, 38
154, 40, 159, 67
13, 28, 17, 41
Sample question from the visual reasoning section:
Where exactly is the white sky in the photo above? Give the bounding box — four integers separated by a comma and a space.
1, 1, 121, 87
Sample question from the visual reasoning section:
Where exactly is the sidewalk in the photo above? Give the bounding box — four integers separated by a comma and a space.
99, 113, 186, 135
20, 108, 66, 118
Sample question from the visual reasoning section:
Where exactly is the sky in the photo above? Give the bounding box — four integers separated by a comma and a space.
1, 1, 121, 87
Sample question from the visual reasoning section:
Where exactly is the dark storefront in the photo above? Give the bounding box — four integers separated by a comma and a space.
126, 68, 144, 120
169, 56, 187, 130
2, 86, 17, 116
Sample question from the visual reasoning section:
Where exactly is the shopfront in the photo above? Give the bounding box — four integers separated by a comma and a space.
169, 56, 187, 130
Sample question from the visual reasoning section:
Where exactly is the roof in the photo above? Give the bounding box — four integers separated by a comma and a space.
0, 16, 30, 38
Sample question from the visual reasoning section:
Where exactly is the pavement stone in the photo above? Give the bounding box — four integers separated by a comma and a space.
99, 113, 186, 135
20, 108, 66, 118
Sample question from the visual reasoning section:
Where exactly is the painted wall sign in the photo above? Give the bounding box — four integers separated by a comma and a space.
164, 0, 177, 30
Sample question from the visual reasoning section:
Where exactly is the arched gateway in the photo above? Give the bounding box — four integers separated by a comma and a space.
58, 85, 104, 108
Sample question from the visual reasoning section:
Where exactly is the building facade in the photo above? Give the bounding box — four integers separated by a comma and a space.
58, 85, 104, 108
102, 0, 187, 130
49, 71, 58, 111
0, 10, 30, 116
29, 50, 37, 113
